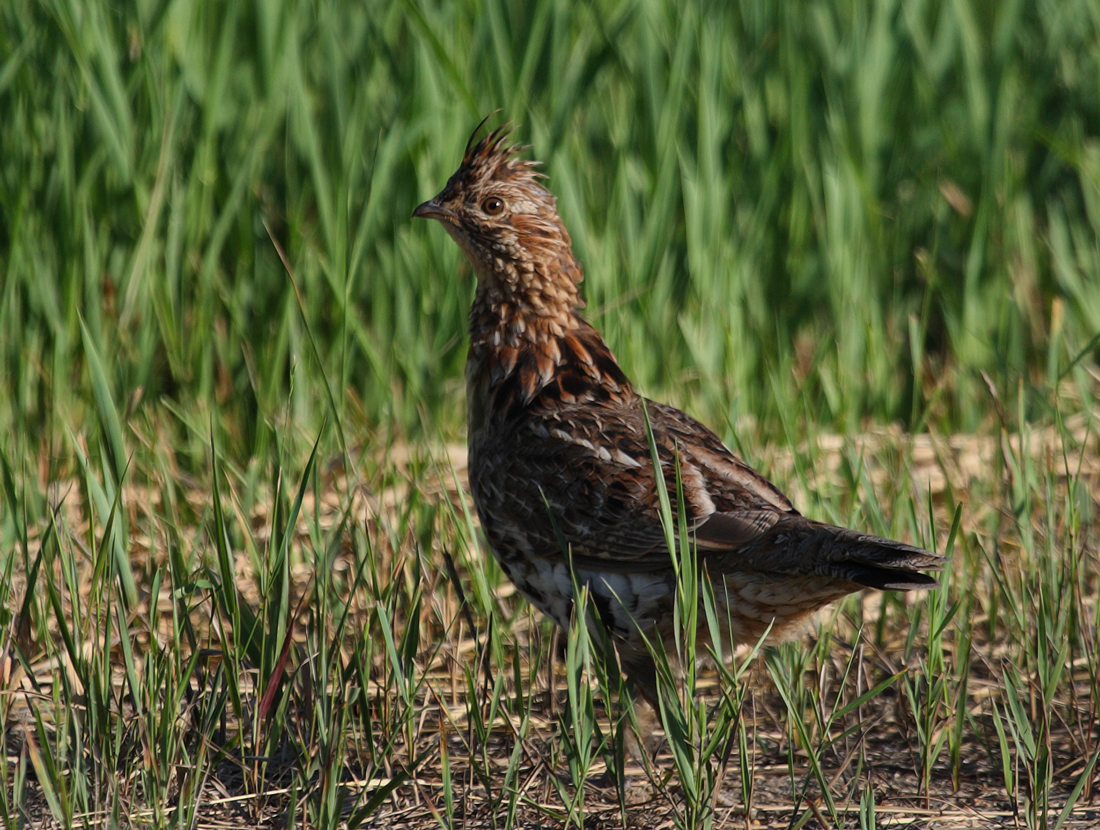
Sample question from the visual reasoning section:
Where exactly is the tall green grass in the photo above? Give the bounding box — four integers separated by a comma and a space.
2, 0, 1099, 462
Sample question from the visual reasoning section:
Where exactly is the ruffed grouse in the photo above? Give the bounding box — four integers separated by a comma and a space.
414, 122, 942, 703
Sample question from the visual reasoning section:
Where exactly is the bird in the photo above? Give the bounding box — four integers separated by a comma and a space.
413, 120, 943, 705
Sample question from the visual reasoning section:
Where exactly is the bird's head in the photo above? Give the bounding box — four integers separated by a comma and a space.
413, 120, 584, 311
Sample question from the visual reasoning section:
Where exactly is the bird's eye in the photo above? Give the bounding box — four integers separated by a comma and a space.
482, 196, 504, 215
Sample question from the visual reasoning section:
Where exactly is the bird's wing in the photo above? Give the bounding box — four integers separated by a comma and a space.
507, 398, 942, 587
506, 397, 797, 566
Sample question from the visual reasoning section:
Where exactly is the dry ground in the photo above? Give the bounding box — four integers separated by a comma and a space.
4, 419, 1100, 829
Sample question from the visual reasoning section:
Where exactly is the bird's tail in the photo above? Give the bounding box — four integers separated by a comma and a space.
812, 525, 944, 590
750, 519, 945, 591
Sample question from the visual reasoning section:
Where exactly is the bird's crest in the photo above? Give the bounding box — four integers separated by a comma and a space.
446, 117, 544, 195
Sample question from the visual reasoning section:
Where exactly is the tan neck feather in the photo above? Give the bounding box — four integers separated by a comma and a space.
468, 258, 585, 351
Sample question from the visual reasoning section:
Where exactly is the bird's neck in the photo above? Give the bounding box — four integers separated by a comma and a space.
465, 275, 635, 433
467, 259, 586, 353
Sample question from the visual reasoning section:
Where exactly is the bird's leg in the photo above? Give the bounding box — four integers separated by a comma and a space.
620, 655, 667, 764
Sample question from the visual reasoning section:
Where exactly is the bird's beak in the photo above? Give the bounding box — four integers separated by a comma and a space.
412, 199, 457, 224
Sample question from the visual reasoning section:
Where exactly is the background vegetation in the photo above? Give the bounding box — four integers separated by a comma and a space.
4, 0, 1100, 451
0, 0, 1098, 827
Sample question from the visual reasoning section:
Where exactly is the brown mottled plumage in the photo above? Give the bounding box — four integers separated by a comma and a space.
414, 122, 942, 702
